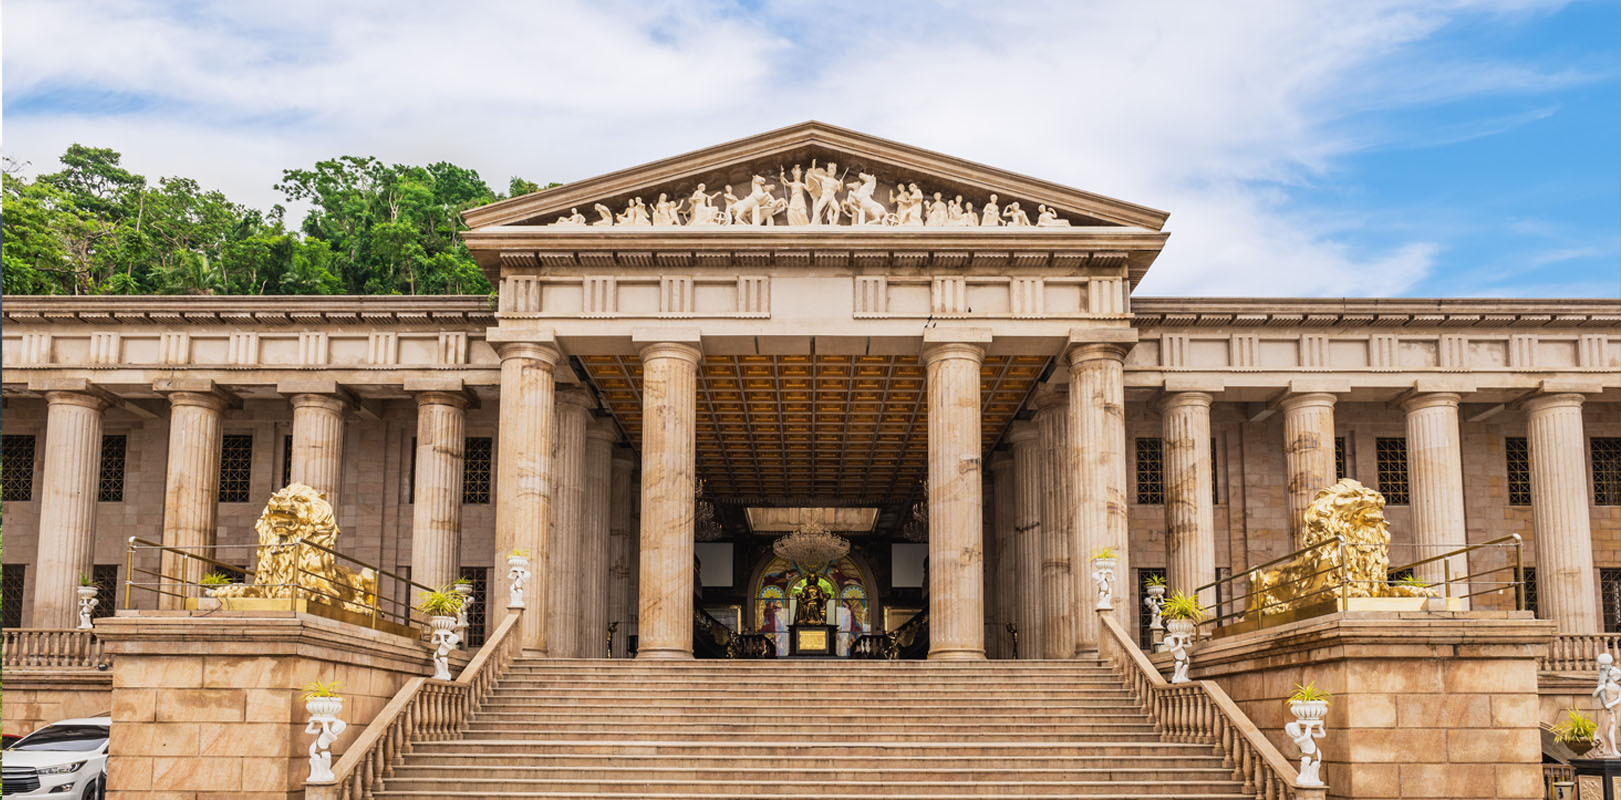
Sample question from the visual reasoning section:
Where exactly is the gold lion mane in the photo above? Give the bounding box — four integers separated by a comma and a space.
1247, 478, 1435, 616
212, 483, 379, 613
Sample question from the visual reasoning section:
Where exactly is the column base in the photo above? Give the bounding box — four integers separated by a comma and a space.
636, 647, 695, 660
926, 647, 987, 661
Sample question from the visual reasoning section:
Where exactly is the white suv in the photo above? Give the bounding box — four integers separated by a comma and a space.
1, 716, 109, 799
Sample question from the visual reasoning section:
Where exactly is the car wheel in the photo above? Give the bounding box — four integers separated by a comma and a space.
82, 774, 102, 800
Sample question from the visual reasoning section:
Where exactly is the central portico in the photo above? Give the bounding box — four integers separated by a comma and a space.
461, 121, 1171, 660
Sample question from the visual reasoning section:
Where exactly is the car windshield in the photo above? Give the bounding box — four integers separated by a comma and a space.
10, 725, 107, 752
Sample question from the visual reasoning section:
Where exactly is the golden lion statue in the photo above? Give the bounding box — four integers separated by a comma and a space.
1246, 478, 1435, 616
212, 483, 379, 614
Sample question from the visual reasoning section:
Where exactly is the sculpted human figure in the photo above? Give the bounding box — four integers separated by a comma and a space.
1003, 201, 1030, 227
946, 195, 965, 226
1284, 714, 1325, 785
305, 713, 347, 783
684, 183, 723, 226
780, 165, 811, 225
980, 193, 1002, 226
1598, 653, 1621, 756
794, 577, 829, 625
807, 160, 844, 225
1035, 204, 1070, 227
553, 207, 586, 226
651, 193, 680, 226
925, 192, 948, 226
591, 203, 614, 227
888, 182, 914, 225
1167, 632, 1191, 683
960, 202, 978, 227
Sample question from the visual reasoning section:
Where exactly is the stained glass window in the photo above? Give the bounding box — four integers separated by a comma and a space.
2, 435, 36, 502
753, 555, 870, 657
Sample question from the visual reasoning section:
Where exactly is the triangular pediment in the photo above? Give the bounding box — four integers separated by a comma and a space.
463, 121, 1168, 231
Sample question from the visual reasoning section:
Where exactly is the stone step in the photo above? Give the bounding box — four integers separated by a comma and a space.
374, 792, 1252, 800
374, 777, 1247, 797
472, 702, 1147, 716
489, 681, 1131, 694
385, 764, 1240, 783
455, 728, 1168, 743
467, 710, 1154, 725
393, 752, 1226, 769
408, 740, 1217, 759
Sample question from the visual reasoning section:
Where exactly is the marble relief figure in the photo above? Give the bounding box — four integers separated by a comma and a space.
540, 159, 1074, 229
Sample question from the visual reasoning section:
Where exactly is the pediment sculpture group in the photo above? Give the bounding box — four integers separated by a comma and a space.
550, 161, 1075, 229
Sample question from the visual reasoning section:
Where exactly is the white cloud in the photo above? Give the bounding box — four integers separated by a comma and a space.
1, 0, 1593, 296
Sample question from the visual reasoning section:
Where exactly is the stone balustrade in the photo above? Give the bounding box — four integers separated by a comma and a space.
1, 628, 105, 668
1094, 611, 1321, 800
1541, 632, 1621, 673
307, 607, 525, 800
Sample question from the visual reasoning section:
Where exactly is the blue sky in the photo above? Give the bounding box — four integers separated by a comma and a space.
3, 0, 1617, 298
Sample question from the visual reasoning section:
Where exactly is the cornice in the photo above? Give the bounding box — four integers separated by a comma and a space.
2, 295, 496, 326
1132, 297, 1621, 329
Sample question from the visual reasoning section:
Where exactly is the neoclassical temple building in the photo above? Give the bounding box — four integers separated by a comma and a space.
2, 122, 1618, 798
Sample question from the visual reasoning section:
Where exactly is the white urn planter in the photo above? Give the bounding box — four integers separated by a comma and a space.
451, 584, 474, 651
305, 695, 343, 720
1091, 557, 1118, 610
1285, 700, 1328, 787
506, 555, 531, 609
1165, 617, 1196, 640
75, 585, 99, 630
303, 696, 346, 784
428, 615, 460, 680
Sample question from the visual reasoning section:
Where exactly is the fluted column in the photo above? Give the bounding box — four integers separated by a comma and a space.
1402, 392, 1468, 601
981, 472, 998, 657
636, 341, 701, 660
1070, 343, 1129, 648
1035, 389, 1075, 658
1162, 392, 1216, 607
580, 419, 616, 657
289, 393, 346, 504
156, 391, 225, 611
31, 391, 110, 626
495, 342, 559, 652
990, 453, 1016, 658
609, 452, 636, 657
1280, 393, 1338, 543
1007, 422, 1043, 659
1526, 393, 1598, 631
547, 387, 592, 657
924, 341, 986, 660
409, 392, 466, 595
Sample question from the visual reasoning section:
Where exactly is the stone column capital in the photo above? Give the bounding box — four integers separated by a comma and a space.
1006, 420, 1040, 445
1278, 391, 1338, 413
556, 386, 597, 410
1524, 392, 1586, 415
1031, 383, 1069, 412
43, 390, 112, 413
1157, 391, 1213, 413
1400, 391, 1461, 414
414, 390, 469, 410
586, 418, 619, 443
921, 341, 986, 366
989, 451, 1014, 471
1065, 342, 1129, 367
638, 341, 703, 364
289, 392, 348, 414
611, 451, 636, 470
497, 340, 562, 366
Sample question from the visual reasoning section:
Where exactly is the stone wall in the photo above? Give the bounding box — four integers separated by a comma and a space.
2, 671, 113, 738
1159, 611, 1555, 800
97, 610, 462, 800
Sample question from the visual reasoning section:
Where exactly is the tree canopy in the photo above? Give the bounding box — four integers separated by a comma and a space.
2, 145, 551, 296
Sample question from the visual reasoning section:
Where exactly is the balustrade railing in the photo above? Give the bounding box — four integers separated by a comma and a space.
305, 608, 524, 800
1095, 610, 1323, 800
1541, 633, 1621, 672
1, 629, 105, 668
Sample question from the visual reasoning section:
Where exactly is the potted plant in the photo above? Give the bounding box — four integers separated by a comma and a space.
1143, 573, 1168, 600
453, 576, 474, 602
418, 586, 467, 634
302, 679, 344, 719
1552, 708, 1598, 757
76, 573, 99, 602
1286, 681, 1332, 722
200, 571, 232, 597
1160, 591, 1207, 640
507, 548, 530, 568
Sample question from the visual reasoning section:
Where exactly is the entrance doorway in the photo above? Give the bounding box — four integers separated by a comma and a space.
750, 554, 876, 657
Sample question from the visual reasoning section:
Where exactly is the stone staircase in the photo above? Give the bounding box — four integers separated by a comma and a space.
373, 657, 1252, 799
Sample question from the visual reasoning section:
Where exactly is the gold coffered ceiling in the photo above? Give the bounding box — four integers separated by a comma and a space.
579, 353, 1049, 505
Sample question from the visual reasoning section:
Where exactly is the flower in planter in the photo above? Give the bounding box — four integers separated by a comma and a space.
1553, 708, 1599, 756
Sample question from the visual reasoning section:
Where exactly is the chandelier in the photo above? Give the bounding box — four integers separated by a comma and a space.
900, 481, 928, 542
694, 479, 724, 541
772, 521, 850, 572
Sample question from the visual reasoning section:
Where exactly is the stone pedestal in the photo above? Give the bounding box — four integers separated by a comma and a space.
1069, 343, 1129, 648
548, 387, 592, 657
32, 391, 110, 627
1568, 760, 1621, 800
1525, 393, 1599, 632
494, 342, 560, 653
1165, 611, 1554, 800
1161, 392, 1215, 606
1007, 422, 1043, 660
788, 623, 837, 657
1402, 393, 1468, 598
1035, 389, 1074, 659
923, 341, 987, 661
156, 390, 224, 613
409, 391, 466, 595
98, 611, 459, 800
289, 393, 347, 505
1281, 392, 1338, 542
636, 341, 701, 660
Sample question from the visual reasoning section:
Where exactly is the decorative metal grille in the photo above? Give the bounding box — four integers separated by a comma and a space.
1506, 437, 1530, 506
98, 435, 126, 502
1594, 438, 1621, 506
1134, 437, 1163, 505
1524, 566, 1538, 617
1334, 436, 1348, 480
219, 434, 254, 503
461, 566, 489, 646
407, 437, 416, 504
92, 564, 118, 619
2, 435, 36, 502
1603, 569, 1621, 632
2, 564, 26, 628
1136, 567, 1167, 648
463, 437, 493, 505
282, 434, 293, 488
1211, 436, 1220, 505
1375, 437, 1409, 504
